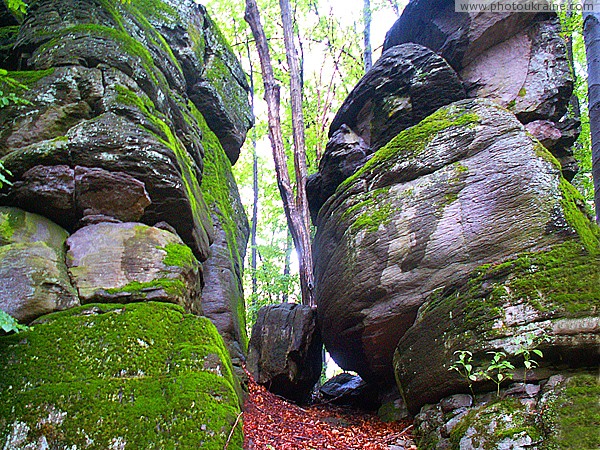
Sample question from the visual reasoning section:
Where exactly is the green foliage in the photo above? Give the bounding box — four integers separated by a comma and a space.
5, 0, 27, 16
0, 161, 12, 189
0, 68, 32, 109
0, 309, 27, 333
513, 333, 545, 384
481, 351, 515, 398
449, 350, 478, 396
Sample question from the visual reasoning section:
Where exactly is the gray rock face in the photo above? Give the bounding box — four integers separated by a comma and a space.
314, 99, 581, 385
320, 373, 379, 410
307, 125, 372, 222
329, 43, 465, 152
0, 207, 79, 323
66, 222, 202, 313
247, 303, 323, 403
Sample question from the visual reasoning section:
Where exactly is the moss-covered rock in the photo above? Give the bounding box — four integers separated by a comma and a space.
0, 207, 79, 323
314, 99, 584, 386
0, 302, 243, 449
66, 222, 202, 314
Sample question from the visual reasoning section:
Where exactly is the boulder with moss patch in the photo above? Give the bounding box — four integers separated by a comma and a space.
0, 302, 243, 449
0, 207, 79, 323
66, 222, 202, 313
314, 99, 587, 386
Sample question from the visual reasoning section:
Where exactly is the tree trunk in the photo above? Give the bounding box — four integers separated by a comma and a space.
246, 37, 259, 306
584, 7, 600, 221
363, 0, 372, 72
245, 0, 315, 306
282, 230, 292, 303
387, 0, 401, 16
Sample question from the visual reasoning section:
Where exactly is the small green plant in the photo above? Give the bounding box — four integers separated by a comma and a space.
0, 69, 32, 109
514, 333, 545, 384
0, 161, 12, 189
482, 351, 515, 398
0, 309, 27, 333
449, 350, 479, 396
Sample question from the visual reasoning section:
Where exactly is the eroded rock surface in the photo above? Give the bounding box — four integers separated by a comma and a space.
0, 207, 79, 323
314, 99, 584, 385
67, 222, 202, 313
247, 303, 323, 403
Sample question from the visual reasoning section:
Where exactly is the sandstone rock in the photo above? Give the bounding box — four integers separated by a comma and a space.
314, 99, 585, 386
329, 44, 465, 151
394, 239, 600, 413
307, 125, 372, 222
11, 165, 151, 228
66, 222, 201, 313
247, 303, 322, 403
199, 113, 250, 373
320, 373, 379, 410
383, 3, 572, 126
0, 207, 79, 323
0, 302, 243, 448
74, 166, 151, 222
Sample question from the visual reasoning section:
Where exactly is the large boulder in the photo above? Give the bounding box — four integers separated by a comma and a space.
0, 207, 79, 323
329, 43, 465, 151
394, 236, 599, 414
319, 373, 380, 410
66, 222, 202, 313
383, 2, 572, 126
313, 99, 587, 386
247, 303, 323, 403
0, 302, 243, 449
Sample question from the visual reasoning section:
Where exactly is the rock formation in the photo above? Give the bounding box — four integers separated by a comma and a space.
247, 303, 323, 403
311, 1, 598, 447
0, 0, 251, 447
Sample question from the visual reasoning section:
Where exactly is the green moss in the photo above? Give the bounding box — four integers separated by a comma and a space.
558, 177, 600, 254
518, 87, 527, 97
105, 279, 187, 298
0, 302, 242, 449
448, 398, 540, 449
341, 105, 479, 189
339, 186, 395, 234
7, 69, 55, 87
542, 374, 600, 449
161, 242, 197, 269
444, 192, 459, 205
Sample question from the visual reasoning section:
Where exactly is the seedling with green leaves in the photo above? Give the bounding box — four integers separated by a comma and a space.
514, 333, 545, 384
449, 350, 479, 396
481, 351, 515, 397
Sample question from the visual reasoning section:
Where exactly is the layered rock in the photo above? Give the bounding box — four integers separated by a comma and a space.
247, 303, 323, 403
0, 0, 251, 361
0, 207, 79, 323
383, 1, 576, 175
313, 99, 588, 385
308, 43, 465, 221
0, 302, 243, 448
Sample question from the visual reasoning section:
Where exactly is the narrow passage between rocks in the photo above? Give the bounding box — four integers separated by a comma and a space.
243, 377, 415, 450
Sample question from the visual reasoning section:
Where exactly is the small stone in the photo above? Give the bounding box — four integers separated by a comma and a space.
440, 394, 473, 413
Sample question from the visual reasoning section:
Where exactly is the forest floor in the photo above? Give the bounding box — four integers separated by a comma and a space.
242, 376, 416, 450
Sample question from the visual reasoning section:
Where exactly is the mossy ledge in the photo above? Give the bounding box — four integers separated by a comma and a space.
0, 302, 242, 449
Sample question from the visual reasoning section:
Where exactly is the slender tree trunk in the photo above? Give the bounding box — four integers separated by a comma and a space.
245, 37, 259, 306
282, 230, 292, 303
387, 0, 401, 16
584, 6, 600, 221
566, 2, 582, 117
363, 0, 372, 72
245, 0, 315, 306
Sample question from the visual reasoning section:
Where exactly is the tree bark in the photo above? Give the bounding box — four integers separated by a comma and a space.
363, 0, 372, 72
246, 37, 259, 306
584, 6, 600, 221
245, 0, 315, 306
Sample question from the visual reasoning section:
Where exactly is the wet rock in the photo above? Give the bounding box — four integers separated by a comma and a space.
66, 222, 201, 313
247, 303, 323, 403
314, 99, 587, 386
320, 373, 380, 410
0, 207, 79, 323
440, 394, 473, 413
329, 44, 465, 152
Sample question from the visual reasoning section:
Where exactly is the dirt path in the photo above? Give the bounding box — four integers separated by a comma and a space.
242, 378, 415, 450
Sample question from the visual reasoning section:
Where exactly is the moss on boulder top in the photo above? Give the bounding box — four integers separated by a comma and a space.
0, 302, 243, 449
